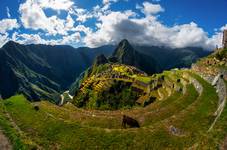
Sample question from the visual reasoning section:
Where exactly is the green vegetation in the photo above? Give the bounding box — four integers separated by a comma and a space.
215, 48, 227, 60
73, 64, 150, 110
0, 42, 226, 149
0, 100, 32, 149
1, 72, 224, 149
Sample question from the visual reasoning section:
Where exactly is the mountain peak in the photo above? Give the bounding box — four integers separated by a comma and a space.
119, 39, 130, 46
2, 40, 20, 49
93, 54, 108, 66
112, 39, 135, 65
116, 39, 133, 52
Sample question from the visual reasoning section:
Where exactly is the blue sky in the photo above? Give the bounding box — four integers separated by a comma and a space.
0, 0, 226, 49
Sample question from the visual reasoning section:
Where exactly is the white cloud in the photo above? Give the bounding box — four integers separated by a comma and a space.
206, 24, 227, 48
61, 32, 81, 44
37, 0, 74, 10
137, 2, 164, 15
6, 7, 11, 18
70, 7, 93, 23
11, 31, 81, 46
0, 19, 20, 34
220, 24, 227, 31
1, 0, 225, 50
12, 32, 61, 45
13, 32, 46, 44
65, 14, 75, 30
103, 0, 118, 5
83, 5, 223, 50
74, 25, 92, 35
19, 0, 75, 35
84, 10, 137, 47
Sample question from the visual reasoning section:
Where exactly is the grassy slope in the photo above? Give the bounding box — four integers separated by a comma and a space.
0, 100, 30, 149
0, 69, 224, 149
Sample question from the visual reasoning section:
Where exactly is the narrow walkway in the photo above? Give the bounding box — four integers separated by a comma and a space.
0, 129, 12, 150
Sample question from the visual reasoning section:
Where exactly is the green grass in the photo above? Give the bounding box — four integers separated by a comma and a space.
0, 100, 31, 150
166, 72, 219, 148
143, 84, 198, 126
195, 79, 227, 149
1, 70, 226, 149
133, 76, 151, 84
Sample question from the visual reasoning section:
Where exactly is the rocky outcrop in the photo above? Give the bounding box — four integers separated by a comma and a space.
188, 75, 203, 95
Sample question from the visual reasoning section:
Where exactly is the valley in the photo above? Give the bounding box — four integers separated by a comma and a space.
0, 67, 226, 149
0, 40, 226, 149
1, 0, 227, 149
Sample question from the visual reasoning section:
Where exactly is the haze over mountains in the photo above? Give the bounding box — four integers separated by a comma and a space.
0, 40, 210, 102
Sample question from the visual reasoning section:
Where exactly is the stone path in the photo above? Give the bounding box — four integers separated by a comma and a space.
0, 129, 12, 150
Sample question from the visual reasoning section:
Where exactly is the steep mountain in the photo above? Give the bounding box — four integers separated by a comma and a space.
0, 40, 210, 103
69, 40, 210, 98
0, 41, 114, 102
73, 62, 152, 110
1, 45, 226, 149
71, 40, 158, 109
110, 39, 159, 74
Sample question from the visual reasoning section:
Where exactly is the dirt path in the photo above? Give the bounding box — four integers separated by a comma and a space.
0, 129, 12, 150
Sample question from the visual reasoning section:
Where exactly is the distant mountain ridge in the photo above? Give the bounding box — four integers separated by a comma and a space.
0, 40, 211, 102
0, 41, 114, 102
134, 46, 211, 71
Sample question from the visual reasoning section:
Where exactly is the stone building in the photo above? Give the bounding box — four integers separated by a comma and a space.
223, 30, 227, 49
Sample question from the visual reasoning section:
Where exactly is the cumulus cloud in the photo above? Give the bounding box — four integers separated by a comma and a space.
19, 0, 76, 35
37, 0, 74, 10
137, 1, 164, 15
61, 32, 81, 44
74, 25, 92, 35
207, 24, 227, 48
11, 31, 81, 46
69, 7, 93, 23
0, 18, 20, 47
84, 10, 137, 47
12, 32, 64, 45
0, 19, 20, 34
220, 24, 227, 31
83, 2, 224, 50
1, 0, 225, 50
12, 32, 47, 44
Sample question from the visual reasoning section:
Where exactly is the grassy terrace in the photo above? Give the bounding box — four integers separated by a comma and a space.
198, 79, 227, 149
0, 70, 225, 149
0, 100, 31, 149
142, 84, 198, 126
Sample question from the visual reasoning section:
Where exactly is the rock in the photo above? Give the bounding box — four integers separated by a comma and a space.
169, 125, 184, 136
34, 105, 40, 111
